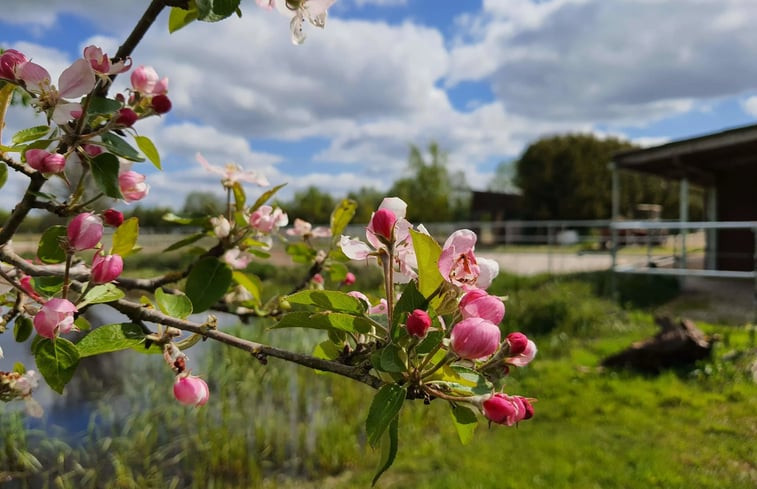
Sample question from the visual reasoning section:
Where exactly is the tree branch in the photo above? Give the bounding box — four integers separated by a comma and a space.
1, 154, 34, 178
0, 174, 47, 246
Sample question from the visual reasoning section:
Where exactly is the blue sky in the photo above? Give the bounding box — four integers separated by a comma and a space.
2, 0, 757, 210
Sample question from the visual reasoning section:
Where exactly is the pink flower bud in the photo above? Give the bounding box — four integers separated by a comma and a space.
118, 171, 149, 203
67, 212, 103, 251
450, 317, 501, 360
33, 298, 78, 339
115, 108, 138, 127
19, 276, 41, 302
131, 65, 159, 93
91, 252, 123, 284
459, 289, 505, 324
151, 94, 172, 114
482, 392, 533, 426
506, 332, 529, 355
0, 49, 28, 81
25, 149, 66, 174
83, 144, 103, 157
103, 209, 124, 227
369, 208, 397, 241
505, 333, 537, 367
342, 272, 356, 285
312, 273, 324, 284
173, 375, 209, 407
406, 309, 431, 338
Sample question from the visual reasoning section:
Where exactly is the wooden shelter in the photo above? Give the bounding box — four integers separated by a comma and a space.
611, 124, 757, 272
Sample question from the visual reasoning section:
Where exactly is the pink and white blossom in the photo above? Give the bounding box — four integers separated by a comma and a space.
286, 218, 331, 238
223, 248, 254, 270
459, 289, 505, 325
505, 332, 537, 367
196, 153, 269, 188
118, 170, 149, 203
439, 229, 498, 290
347, 291, 388, 315
173, 375, 210, 407
25, 149, 66, 174
83, 45, 131, 75
450, 317, 501, 360
130, 65, 168, 95
33, 298, 78, 339
67, 212, 103, 251
91, 252, 124, 284
249, 205, 288, 233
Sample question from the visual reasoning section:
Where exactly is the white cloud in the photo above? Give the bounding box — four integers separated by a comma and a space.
742, 96, 757, 118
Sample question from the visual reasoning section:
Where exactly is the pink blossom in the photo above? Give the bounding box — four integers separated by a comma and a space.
83, 144, 103, 157
255, 0, 275, 9
505, 333, 537, 367
223, 248, 253, 269
459, 289, 504, 324
33, 298, 78, 339
56, 58, 96, 99
312, 273, 324, 284
91, 252, 124, 284
196, 153, 269, 188
286, 218, 331, 238
83, 45, 130, 75
210, 216, 231, 238
103, 209, 124, 227
67, 212, 103, 251
19, 276, 42, 302
342, 272, 356, 285
370, 208, 396, 241
130, 65, 168, 95
17, 61, 51, 93
450, 317, 501, 360
249, 205, 288, 233
406, 309, 431, 338
482, 393, 533, 426
0, 49, 28, 81
25, 149, 66, 174
173, 375, 209, 407
439, 229, 498, 290
118, 170, 149, 203
347, 291, 388, 315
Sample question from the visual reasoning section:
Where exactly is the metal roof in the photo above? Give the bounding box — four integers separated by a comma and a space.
612, 123, 757, 186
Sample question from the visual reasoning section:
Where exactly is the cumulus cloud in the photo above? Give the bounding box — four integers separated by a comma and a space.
742, 96, 757, 118
448, 0, 757, 125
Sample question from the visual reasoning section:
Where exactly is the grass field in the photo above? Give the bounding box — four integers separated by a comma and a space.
1, 267, 755, 488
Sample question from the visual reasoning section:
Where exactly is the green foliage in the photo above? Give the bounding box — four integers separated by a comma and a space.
181, 191, 225, 216
13, 316, 33, 342
75, 323, 147, 357
184, 256, 232, 312
284, 186, 335, 224
388, 142, 470, 222
155, 287, 193, 319
100, 132, 144, 161
449, 404, 478, 445
36, 225, 67, 264
110, 216, 139, 256
135, 135, 161, 169
409, 229, 443, 298
90, 152, 124, 199
365, 384, 406, 448
78, 283, 125, 307
33, 337, 80, 394
512, 133, 705, 220
330, 198, 358, 237
285, 290, 366, 315
0, 162, 7, 190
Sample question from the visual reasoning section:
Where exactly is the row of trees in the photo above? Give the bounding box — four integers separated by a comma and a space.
5, 134, 701, 234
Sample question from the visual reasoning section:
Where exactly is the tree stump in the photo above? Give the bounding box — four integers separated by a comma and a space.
601, 316, 714, 373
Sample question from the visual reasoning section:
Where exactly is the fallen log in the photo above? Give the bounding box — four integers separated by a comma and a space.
601, 316, 714, 373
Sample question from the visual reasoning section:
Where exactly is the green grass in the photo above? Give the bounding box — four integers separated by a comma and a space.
1, 269, 755, 488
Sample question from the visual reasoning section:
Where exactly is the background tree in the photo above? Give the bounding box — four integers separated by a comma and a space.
388, 142, 470, 222
346, 186, 384, 224
181, 191, 225, 216
283, 186, 335, 224
512, 133, 703, 220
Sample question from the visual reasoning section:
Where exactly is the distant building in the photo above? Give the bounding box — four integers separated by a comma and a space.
612, 124, 757, 272
469, 191, 524, 221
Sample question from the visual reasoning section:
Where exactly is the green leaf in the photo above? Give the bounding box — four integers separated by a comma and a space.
135, 135, 161, 170
34, 337, 80, 394
250, 183, 286, 212
450, 404, 478, 445
91, 152, 124, 199
416, 329, 444, 355
37, 225, 67, 264
231, 181, 245, 209
313, 340, 341, 361
12, 125, 49, 144
379, 344, 407, 373
74, 315, 91, 331
85, 96, 122, 115
169, 3, 199, 33
163, 231, 207, 252
31, 276, 63, 297
0, 162, 7, 191
285, 290, 366, 315
365, 384, 406, 448
232, 271, 261, 303
326, 261, 349, 283
330, 199, 357, 238
196, 0, 240, 22
185, 256, 232, 312
13, 316, 33, 342
391, 281, 428, 335
273, 311, 373, 334
155, 287, 193, 320
410, 229, 444, 298
110, 217, 139, 256
78, 283, 125, 307
286, 242, 316, 264
76, 323, 146, 358
372, 416, 399, 486
101, 132, 144, 161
